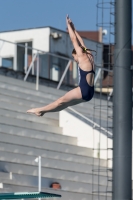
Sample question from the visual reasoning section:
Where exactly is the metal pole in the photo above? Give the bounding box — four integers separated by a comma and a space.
14, 43, 17, 71
35, 156, 41, 200
36, 53, 39, 91
24, 43, 28, 73
57, 60, 71, 90
0, 41, 4, 67
24, 53, 37, 81
32, 61, 34, 75
113, 0, 132, 199
38, 156, 41, 200
94, 68, 101, 86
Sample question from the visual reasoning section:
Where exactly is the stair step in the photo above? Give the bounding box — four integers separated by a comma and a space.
0, 87, 52, 105
0, 151, 107, 174
0, 93, 49, 109
0, 75, 66, 97
0, 100, 59, 120
0, 124, 77, 145
0, 108, 59, 126
0, 187, 11, 192
0, 178, 112, 195
0, 172, 10, 180
0, 80, 58, 101
0, 132, 93, 157
11, 173, 112, 189
0, 142, 106, 166
0, 161, 112, 183
0, 115, 62, 134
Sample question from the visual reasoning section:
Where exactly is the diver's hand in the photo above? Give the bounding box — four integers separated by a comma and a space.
66, 14, 75, 30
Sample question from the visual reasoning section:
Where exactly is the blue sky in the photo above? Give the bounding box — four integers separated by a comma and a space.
0, 0, 98, 32
0, 0, 132, 44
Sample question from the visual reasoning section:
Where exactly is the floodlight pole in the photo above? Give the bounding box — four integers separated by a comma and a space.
113, 0, 132, 200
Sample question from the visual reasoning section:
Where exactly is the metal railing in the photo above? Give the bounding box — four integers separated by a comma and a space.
68, 106, 113, 137
0, 38, 113, 93
0, 37, 113, 88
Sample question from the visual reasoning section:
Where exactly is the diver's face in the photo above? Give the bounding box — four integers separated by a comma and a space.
72, 53, 78, 63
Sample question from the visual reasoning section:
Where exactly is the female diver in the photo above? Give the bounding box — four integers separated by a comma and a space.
27, 15, 95, 116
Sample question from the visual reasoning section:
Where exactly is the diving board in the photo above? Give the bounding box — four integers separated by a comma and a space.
0, 192, 61, 199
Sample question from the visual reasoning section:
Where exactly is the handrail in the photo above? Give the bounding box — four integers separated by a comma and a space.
0, 41, 4, 51
0, 38, 113, 72
0, 38, 73, 62
96, 65, 112, 72
68, 107, 113, 136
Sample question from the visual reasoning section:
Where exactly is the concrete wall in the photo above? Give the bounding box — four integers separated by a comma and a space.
0, 28, 50, 70
59, 110, 113, 167
0, 27, 50, 53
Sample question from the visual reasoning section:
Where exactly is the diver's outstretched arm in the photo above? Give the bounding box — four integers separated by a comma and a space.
66, 15, 77, 42
66, 15, 82, 56
66, 15, 85, 48
74, 30, 86, 48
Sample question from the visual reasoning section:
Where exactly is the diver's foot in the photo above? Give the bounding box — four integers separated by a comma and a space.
27, 108, 45, 117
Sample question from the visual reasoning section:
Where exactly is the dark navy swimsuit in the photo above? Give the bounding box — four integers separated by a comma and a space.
78, 66, 95, 102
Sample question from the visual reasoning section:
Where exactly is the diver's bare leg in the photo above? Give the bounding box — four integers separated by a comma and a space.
27, 87, 85, 116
